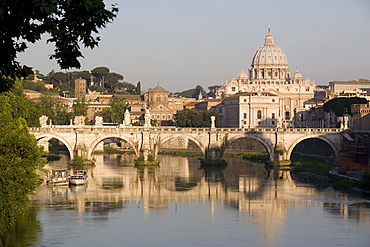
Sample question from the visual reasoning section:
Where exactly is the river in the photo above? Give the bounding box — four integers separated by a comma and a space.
2, 153, 370, 247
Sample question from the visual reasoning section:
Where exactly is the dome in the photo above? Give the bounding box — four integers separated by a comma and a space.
237, 68, 248, 79
251, 29, 288, 69
292, 68, 302, 79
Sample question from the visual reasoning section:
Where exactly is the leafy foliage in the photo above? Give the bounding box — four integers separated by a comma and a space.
178, 85, 208, 99
37, 95, 70, 125
72, 97, 89, 121
0, 96, 43, 236
0, 0, 118, 92
99, 97, 127, 123
3, 80, 41, 127
323, 97, 368, 116
175, 109, 218, 127
290, 154, 337, 175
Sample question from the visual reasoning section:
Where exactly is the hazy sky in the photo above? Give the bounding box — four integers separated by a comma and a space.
17, 0, 370, 92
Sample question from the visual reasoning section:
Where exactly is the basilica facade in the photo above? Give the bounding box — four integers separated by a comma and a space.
217, 29, 317, 128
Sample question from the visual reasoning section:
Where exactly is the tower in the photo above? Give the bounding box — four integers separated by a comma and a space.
75, 77, 86, 98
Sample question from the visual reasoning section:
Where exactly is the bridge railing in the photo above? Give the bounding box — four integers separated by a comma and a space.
29, 126, 342, 134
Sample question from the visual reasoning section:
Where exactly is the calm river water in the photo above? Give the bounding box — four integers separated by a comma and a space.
2, 153, 370, 247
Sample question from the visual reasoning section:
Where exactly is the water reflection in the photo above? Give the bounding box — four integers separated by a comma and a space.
3, 153, 370, 247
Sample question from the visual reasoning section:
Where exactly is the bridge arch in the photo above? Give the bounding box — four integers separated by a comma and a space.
34, 134, 74, 159
286, 134, 339, 161
159, 134, 207, 154
224, 134, 275, 161
87, 135, 139, 160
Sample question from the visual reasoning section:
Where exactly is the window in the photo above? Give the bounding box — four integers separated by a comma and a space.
272, 113, 275, 119
244, 113, 247, 118
272, 121, 275, 125
285, 111, 290, 120
272, 99, 275, 102
306, 87, 310, 92
257, 110, 262, 119
232, 87, 236, 92
156, 114, 160, 119
162, 114, 166, 119
244, 99, 247, 102
168, 114, 171, 119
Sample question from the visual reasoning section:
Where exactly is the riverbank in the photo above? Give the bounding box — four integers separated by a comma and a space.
290, 154, 370, 192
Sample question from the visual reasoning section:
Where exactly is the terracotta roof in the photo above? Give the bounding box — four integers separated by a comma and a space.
148, 84, 168, 92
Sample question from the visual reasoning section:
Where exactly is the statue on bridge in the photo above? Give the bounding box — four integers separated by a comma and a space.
74, 116, 86, 126
95, 116, 103, 126
39, 115, 48, 127
341, 114, 349, 130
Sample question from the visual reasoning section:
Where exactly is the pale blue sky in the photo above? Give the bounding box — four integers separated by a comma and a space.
18, 0, 370, 92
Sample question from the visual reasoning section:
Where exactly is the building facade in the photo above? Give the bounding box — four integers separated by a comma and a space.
216, 29, 317, 127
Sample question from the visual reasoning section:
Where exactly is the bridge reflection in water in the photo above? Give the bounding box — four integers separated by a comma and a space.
28, 153, 370, 247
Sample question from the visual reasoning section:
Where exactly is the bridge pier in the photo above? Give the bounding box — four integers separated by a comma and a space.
38, 139, 50, 153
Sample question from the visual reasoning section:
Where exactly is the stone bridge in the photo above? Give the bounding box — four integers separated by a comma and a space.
29, 124, 345, 164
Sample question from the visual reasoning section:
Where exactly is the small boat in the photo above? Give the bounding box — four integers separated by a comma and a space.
47, 169, 69, 186
69, 170, 88, 185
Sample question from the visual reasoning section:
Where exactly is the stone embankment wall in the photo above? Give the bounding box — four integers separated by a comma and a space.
352, 131, 370, 166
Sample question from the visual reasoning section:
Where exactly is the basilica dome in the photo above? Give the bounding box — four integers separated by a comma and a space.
251, 29, 288, 69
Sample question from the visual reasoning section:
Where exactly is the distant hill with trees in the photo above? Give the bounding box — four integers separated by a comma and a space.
23, 67, 140, 96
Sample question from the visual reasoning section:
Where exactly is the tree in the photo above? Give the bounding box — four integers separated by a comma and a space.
208, 85, 221, 98
136, 81, 141, 95
0, 0, 118, 92
91, 67, 110, 87
174, 108, 216, 127
72, 97, 89, 120
105, 72, 124, 93
37, 95, 70, 125
4, 80, 41, 127
99, 97, 127, 123
323, 97, 368, 116
0, 94, 43, 236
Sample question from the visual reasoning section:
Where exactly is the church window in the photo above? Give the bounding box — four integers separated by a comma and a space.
156, 114, 160, 119
257, 110, 262, 119
162, 114, 166, 119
